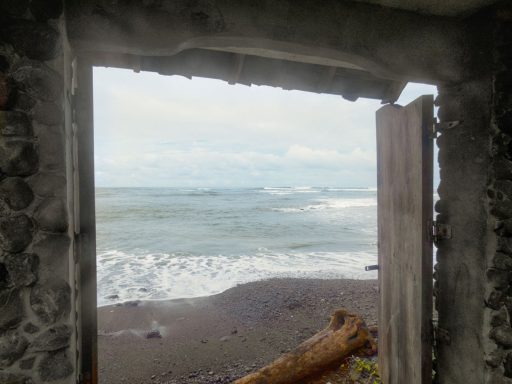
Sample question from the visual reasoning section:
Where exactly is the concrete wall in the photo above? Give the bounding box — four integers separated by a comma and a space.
0, 1, 77, 383
435, 78, 493, 384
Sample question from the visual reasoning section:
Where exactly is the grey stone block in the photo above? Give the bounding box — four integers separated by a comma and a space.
487, 268, 510, 290
492, 133, 512, 160
506, 352, 512, 378
30, 279, 70, 325
23, 323, 39, 334
494, 200, 512, 220
32, 233, 69, 280
0, 177, 34, 210
494, 158, 512, 180
493, 252, 512, 270
38, 349, 73, 382
503, 219, 512, 236
0, 74, 9, 110
4, 253, 38, 287
0, 215, 33, 253
0, 330, 28, 368
19, 356, 35, 370
0, 0, 29, 17
487, 290, 505, 310
0, 55, 8, 73
0, 372, 33, 384
497, 110, 512, 136
0, 263, 8, 288
491, 324, 512, 348
0, 111, 32, 137
32, 102, 63, 126
34, 198, 68, 232
12, 91, 37, 114
2, 20, 61, 61
486, 348, 504, 368
10, 60, 62, 102
0, 140, 39, 177
36, 126, 65, 171
491, 307, 509, 327
0, 289, 23, 330
28, 172, 66, 197
29, 324, 71, 352
30, 0, 64, 22
434, 199, 444, 214
499, 237, 512, 254
495, 180, 512, 200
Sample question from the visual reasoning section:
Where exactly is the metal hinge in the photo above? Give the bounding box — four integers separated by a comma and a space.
430, 221, 452, 245
430, 120, 461, 139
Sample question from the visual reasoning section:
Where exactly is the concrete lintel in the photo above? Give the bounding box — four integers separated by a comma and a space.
65, 0, 488, 84
89, 49, 406, 102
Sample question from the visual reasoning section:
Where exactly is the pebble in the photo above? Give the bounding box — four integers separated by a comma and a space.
146, 330, 162, 339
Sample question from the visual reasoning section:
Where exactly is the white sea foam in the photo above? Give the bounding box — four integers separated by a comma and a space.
273, 198, 377, 213
260, 186, 378, 195
261, 187, 321, 195
326, 188, 378, 192
96, 249, 377, 307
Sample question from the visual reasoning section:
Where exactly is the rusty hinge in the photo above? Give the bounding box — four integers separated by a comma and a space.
430, 120, 461, 139
430, 221, 452, 245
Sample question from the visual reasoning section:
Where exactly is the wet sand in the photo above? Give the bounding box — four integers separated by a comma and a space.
98, 278, 378, 384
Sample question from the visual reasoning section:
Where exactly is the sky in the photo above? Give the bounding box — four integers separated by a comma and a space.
93, 67, 437, 188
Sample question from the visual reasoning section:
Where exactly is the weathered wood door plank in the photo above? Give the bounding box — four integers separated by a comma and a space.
376, 95, 433, 384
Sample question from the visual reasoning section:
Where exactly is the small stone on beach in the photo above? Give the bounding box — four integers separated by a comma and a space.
146, 330, 162, 339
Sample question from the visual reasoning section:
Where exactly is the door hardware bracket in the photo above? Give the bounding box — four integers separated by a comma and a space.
430, 221, 452, 245
431, 120, 461, 138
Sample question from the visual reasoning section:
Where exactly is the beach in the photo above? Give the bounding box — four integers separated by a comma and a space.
98, 278, 378, 384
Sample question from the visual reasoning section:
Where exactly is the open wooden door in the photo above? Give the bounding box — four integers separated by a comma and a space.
376, 95, 434, 384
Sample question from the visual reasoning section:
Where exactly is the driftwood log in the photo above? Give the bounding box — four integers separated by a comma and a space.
234, 309, 376, 384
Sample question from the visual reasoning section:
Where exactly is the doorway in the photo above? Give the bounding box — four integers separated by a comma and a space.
77, 61, 438, 383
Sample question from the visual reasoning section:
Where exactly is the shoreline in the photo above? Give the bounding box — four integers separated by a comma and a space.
97, 276, 379, 309
98, 278, 378, 384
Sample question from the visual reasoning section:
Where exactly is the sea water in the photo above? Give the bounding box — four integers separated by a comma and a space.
96, 187, 378, 306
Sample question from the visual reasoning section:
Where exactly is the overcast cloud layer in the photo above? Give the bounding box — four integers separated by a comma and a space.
93, 68, 437, 188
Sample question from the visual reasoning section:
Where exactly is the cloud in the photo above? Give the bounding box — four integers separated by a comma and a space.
93, 67, 437, 187
284, 145, 375, 169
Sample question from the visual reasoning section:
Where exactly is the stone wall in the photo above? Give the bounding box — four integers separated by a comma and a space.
0, 1, 76, 383
484, 11, 512, 384
433, 8, 512, 384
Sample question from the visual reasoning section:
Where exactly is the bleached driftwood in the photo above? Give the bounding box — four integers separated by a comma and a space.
234, 309, 376, 384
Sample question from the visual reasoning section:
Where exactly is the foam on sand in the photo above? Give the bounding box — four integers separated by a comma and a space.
97, 248, 377, 307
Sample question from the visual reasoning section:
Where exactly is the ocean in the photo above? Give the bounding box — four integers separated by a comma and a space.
95, 187, 378, 306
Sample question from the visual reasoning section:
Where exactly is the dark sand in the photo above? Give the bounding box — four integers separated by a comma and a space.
98, 278, 378, 384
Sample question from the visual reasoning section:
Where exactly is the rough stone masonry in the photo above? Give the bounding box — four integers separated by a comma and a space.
484, 10, 512, 384
0, 1, 76, 383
